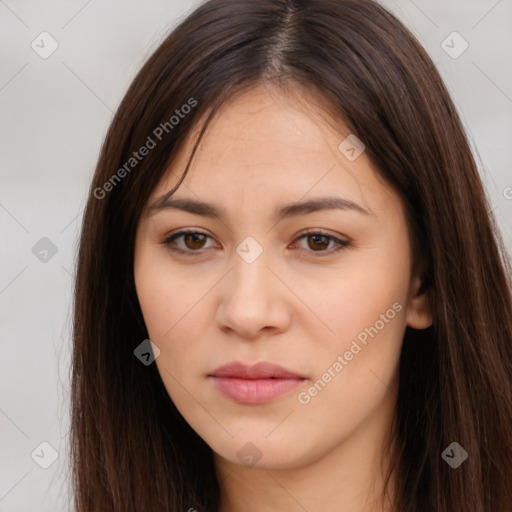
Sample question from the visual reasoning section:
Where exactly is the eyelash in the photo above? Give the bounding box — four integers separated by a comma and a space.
161, 228, 351, 257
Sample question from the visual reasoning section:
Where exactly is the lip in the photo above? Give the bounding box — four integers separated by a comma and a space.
208, 361, 307, 404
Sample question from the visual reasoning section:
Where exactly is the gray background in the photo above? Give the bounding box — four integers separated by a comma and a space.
1, 0, 511, 510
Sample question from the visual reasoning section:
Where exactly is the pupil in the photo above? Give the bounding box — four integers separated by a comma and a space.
186, 233, 205, 249
309, 235, 328, 250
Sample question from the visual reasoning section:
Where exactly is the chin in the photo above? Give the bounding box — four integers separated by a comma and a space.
209, 434, 318, 470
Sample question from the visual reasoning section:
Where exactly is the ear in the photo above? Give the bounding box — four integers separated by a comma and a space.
406, 274, 433, 329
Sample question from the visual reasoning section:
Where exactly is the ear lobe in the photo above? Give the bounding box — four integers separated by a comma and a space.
406, 275, 433, 329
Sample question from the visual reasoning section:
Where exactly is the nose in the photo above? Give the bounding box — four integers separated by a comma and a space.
215, 248, 291, 340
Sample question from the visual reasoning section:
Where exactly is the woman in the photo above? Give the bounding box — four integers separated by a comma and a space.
70, 0, 512, 510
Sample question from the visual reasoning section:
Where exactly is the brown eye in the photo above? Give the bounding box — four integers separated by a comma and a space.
306, 234, 331, 251
182, 232, 207, 250
162, 230, 215, 254
293, 231, 350, 255
162, 229, 350, 257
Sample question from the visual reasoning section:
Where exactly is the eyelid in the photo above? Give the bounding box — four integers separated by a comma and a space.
291, 228, 351, 255
161, 227, 351, 255
162, 228, 217, 252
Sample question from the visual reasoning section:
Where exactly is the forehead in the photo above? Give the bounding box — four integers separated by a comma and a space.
147, 84, 397, 218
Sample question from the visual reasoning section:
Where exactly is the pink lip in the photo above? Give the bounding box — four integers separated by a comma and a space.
208, 361, 306, 404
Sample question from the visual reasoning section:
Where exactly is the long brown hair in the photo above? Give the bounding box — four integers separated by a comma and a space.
70, 0, 512, 510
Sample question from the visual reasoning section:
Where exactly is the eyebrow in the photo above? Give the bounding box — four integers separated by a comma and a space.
147, 193, 372, 221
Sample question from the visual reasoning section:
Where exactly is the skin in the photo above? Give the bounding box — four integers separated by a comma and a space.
134, 83, 432, 512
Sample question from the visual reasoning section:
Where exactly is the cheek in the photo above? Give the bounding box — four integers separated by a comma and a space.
134, 252, 211, 385
317, 279, 406, 397
309, 238, 410, 398
297, 278, 407, 441
323, 259, 409, 348
134, 246, 204, 338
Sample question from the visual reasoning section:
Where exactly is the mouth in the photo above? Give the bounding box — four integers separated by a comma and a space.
208, 361, 307, 404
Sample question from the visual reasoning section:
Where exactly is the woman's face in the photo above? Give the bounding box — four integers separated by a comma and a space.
134, 84, 430, 469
